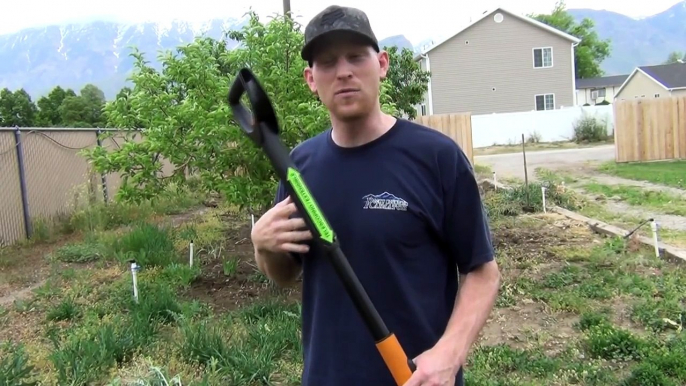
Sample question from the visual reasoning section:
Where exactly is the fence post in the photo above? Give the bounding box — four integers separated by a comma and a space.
95, 129, 109, 204
13, 126, 32, 239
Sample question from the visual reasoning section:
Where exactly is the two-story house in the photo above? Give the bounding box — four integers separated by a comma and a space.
414, 7, 581, 116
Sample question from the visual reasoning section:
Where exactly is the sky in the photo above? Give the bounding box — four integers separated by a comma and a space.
0, 0, 683, 43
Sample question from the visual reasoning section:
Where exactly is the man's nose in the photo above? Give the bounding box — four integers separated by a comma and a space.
335, 58, 353, 78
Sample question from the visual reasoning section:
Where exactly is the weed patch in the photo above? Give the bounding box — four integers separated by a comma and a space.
110, 223, 179, 267
0, 342, 38, 386
483, 180, 584, 219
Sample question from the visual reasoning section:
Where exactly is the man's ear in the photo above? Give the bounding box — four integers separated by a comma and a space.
377, 50, 390, 80
303, 67, 317, 94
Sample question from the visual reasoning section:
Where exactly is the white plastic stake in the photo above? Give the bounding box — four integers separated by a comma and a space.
189, 240, 194, 267
492, 171, 497, 190
650, 220, 660, 258
541, 186, 547, 213
130, 261, 140, 304
251, 214, 255, 228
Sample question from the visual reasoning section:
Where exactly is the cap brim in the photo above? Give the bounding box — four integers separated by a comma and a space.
301, 29, 380, 62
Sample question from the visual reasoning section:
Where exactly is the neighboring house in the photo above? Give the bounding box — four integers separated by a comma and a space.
414, 7, 580, 117
614, 62, 686, 101
575, 75, 628, 105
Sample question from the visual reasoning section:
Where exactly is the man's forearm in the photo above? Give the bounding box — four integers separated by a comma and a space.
255, 248, 302, 287
437, 260, 501, 366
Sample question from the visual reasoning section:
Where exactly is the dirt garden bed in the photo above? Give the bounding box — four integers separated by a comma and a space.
0, 183, 684, 385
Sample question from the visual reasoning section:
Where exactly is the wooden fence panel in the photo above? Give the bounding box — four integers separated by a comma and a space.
614, 96, 686, 162
414, 113, 474, 164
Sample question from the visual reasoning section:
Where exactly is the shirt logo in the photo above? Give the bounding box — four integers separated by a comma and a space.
362, 192, 408, 211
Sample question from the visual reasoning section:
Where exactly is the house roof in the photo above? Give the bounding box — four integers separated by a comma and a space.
640, 63, 686, 89
413, 7, 581, 60
614, 62, 686, 98
575, 75, 629, 89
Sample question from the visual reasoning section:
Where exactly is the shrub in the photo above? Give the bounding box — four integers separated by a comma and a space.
572, 112, 610, 143
526, 131, 542, 144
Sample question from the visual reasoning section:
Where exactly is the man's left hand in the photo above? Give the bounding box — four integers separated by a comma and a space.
402, 341, 464, 386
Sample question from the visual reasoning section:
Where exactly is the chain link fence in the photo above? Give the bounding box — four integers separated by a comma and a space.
0, 127, 172, 247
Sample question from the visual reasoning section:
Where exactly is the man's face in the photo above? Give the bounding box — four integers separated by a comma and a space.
303, 34, 389, 121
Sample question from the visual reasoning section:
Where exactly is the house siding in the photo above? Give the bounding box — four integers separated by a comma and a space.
426, 9, 575, 115
615, 71, 667, 100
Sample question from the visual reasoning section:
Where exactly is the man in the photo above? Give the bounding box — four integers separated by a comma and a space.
250, 5, 501, 386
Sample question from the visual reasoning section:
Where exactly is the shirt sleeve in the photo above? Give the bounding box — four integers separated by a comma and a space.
440, 145, 495, 274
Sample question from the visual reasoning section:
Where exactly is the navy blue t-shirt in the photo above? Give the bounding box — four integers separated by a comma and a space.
273, 118, 494, 386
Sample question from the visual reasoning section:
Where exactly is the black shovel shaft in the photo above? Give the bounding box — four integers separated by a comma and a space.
227, 68, 415, 384
228, 68, 388, 339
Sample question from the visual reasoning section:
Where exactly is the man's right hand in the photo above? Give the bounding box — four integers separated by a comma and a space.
251, 196, 313, 255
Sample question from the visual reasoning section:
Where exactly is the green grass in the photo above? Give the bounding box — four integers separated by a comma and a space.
532, 168, 686, 248
470, 208, 686, 385
582, 182, 686, 216
597, 160, 686, 189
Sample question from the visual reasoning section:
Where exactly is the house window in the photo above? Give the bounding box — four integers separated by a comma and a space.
420, 103, 427, 116
535, 94, 555, 111
591, 88, 606, 99
655, 93, 660, 98
533, 47, 553, 68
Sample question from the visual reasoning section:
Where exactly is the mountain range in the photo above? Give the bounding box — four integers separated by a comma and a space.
567, 1, 686, 75
1, 1, 685, 100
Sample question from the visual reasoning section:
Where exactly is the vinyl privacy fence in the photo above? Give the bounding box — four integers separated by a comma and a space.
0, 127, 173, 246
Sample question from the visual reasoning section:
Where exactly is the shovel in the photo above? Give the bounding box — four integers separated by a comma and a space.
227, 67, 415, 385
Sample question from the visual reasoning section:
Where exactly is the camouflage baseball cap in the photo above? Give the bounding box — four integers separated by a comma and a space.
301, 5, 380, 62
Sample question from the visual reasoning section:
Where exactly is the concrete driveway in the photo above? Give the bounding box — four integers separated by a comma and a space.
475, 144, 616, 180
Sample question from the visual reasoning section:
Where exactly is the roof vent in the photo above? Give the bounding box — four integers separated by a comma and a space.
494, 13, 504, 23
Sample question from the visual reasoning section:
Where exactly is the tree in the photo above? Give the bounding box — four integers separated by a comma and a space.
35, 86, 70, 126
382, 46, 430, 119
664, 51, 686, 64
529, 1, 611, 78
59, 95, 93, 127
80, 84, 107, 127
56, 84, 107, 128
83, 12, 402, 212
0, 88, 38, 127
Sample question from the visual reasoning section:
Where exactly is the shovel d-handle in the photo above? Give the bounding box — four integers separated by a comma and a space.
227, 67, 416, 385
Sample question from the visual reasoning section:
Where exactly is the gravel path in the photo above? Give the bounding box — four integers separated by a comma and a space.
581, 174, 686, 198
475, 145, 616, 181
571, 186, 686, 231
565, 171, 686, 232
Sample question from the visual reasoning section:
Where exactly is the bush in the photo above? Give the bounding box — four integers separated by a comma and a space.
572, 112, 610, 143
